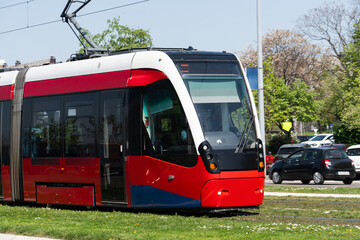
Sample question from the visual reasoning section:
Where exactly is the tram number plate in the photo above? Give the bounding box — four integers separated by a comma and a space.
338, 171, 350, 176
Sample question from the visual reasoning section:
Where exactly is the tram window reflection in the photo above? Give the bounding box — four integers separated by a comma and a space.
64, 93, 97, 158
31, 97, 61, 158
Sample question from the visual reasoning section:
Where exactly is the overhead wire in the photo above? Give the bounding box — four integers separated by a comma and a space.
0, 0, 35, 10
77, 0, 149, 18
0, 19, 61, 35
0, 0, 150, 35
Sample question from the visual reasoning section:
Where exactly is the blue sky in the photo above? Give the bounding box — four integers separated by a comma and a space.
0, 0, 354, 65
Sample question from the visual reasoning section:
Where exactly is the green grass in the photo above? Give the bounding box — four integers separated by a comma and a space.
0, 197, 360, 240
262, 196, 360, 220
265, 185, 360, 194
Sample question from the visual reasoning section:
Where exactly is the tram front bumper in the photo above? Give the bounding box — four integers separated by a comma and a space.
201, 178, 264, 208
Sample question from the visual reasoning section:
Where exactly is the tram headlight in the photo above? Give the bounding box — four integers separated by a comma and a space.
202, 144, 210, 151
206, 154, 213, 161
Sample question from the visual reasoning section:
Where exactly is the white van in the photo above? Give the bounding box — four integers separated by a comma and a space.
346, 144, 360, 179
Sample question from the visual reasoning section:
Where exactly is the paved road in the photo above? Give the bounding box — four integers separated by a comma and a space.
265, 191, 360, 198
265, 178, 360, 188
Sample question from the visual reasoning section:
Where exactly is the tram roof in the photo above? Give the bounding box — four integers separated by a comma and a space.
111, 47, 238, 61
0, 47, 238, 81
0, 47, 237, 73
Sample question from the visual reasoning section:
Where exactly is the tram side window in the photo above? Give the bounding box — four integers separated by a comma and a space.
31, 97, 61, 158
22, 99, 31, 158
100, 91, 123, 160
1, 101, 11, 166
1, 101, 11, 165
142, 80, 197, 167
0, 101, 10, 198
65, 93, 98, 157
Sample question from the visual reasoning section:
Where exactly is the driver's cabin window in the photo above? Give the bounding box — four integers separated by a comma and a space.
141, 80, 197, 167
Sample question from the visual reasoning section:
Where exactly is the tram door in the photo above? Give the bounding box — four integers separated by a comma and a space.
100, 90, 126, 203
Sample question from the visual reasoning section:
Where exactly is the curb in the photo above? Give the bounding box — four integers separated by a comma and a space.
265, 192, 360, 198
0, 233, 59, 240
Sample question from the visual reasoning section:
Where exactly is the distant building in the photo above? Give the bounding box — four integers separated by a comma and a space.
10, 56, 56, 68
0, 59, 6, 68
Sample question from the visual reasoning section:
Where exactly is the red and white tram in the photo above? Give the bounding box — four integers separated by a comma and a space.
0, 49, 264, 209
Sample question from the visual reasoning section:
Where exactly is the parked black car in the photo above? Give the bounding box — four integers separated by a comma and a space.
269, 148, 356, 185
273, 143, 311, 163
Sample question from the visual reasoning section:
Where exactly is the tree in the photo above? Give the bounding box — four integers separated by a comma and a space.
239, 30, 325, 86
254, 58, 318, 137
296, 1, 360, 61
296, 1, 360, 133
314, 73, 346, 128
331, 19, 360, 143
334, 124, 360, 145
339, 20, 360, 130
239, 29, 344, 133
80, 17, 152, 51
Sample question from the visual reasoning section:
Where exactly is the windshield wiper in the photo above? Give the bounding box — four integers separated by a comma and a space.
235, 115, 254, 153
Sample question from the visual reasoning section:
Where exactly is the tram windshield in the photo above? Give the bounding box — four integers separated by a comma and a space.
176, 61, 256, 152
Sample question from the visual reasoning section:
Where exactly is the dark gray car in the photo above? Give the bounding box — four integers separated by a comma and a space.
273, 143, 311, 163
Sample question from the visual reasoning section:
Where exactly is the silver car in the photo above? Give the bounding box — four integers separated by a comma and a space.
347, 144, 360, 179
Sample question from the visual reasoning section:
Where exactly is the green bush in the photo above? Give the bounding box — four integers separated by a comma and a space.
267, 133, 292, 154
334, 124, 360, 145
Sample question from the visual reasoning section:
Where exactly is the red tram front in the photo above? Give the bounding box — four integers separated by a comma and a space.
0, 49, 264, 209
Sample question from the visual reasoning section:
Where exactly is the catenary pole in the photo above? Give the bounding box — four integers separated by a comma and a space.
257, 0, 266, 153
